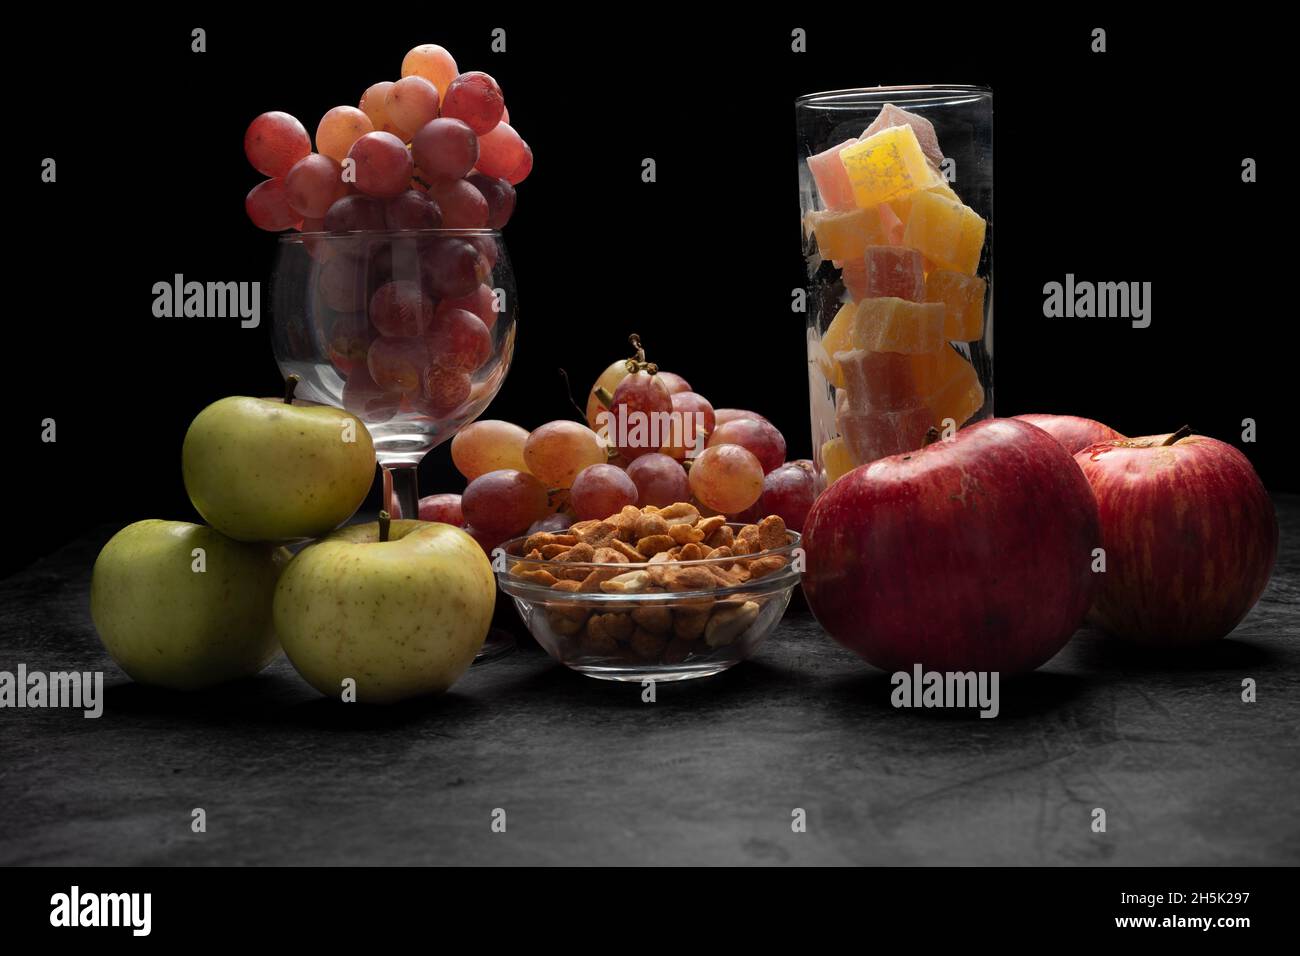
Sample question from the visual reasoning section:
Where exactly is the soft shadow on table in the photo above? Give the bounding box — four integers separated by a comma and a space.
1070, 630, 1278, 673
819, 668, 1089, 721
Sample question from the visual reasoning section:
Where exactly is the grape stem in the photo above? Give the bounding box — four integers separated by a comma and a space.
283, 374, 300, 404
378, 510, 391, 542
625, 333, 658, 375
556, 367, 588, 423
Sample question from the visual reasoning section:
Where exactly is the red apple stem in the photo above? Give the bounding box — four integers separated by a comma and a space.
1162, 425, 1193, 446
378, 510, 391, 542
923, 427, 942, 447
283, 374, 300, 404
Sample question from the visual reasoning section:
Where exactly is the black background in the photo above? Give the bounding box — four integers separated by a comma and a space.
11, 14, 1280, 577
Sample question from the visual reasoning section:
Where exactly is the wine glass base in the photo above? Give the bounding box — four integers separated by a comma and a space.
473, 628, 515, 664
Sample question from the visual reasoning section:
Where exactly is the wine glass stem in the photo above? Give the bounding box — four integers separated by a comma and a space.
383, 462, 420, 522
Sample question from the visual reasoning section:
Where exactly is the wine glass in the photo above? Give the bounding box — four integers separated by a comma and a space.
271, 227, 517, 659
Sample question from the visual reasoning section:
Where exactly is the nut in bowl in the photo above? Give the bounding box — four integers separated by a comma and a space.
497, 503, 802, 682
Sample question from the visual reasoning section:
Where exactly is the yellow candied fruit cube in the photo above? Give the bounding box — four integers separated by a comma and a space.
887, 180, 960, 225
901, 190, 986, 275
807, 207, 893, 262
821, 437, 857, 484
927, 349, 984, 428
819, 302, 856, 387
924, 270, 987, 342
850, 298, 945, 354
839, 124, 944, 208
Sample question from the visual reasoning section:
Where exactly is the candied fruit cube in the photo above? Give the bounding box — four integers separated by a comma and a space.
862, 245, 925, 301
807, 206, 895, 262
836, 348, 939, 411
861, 103, 944, 168
887, 181, 960, 225
924, 270, 987, 341
837, 405, 934, 464
928, 351, 984, 427
842, 258, 867, 301
806, 138, 858, 212
839, 124, 944, 209
850, 298, 945, 354
821, 437, 857, 484
818, 301, 856, 387
901, 190, 986, 275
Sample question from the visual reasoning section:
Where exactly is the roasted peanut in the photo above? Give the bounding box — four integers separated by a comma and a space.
704, 601, 760, 647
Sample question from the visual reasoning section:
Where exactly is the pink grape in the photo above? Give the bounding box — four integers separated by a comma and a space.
366, 336, 429, 393
412, 118, 479, 180
358, 82, 404, 137
527, 513, 573, 535
469, 234, 499, 271
417, 493, 464, 526
708, 418, 786, 474
284, 154, 347, 219
401, 44, 459, 95
245, 178, 299, 231
437, 284, 498, 331
347, 132, 413, 200
441, 72, 504, 135
324, 194, 387, 232
570, 464, 639, 521
385, 76, 441, 140
451, 419, 530, 480
385, 189, 443, 230
752, 462, 817, 532
317, 106, 374, 164
326, 312, 372, 374
316, 255, 368, 310
369, 280, 435, 337
655, 371, 692, 395
688, 444, 764, 515
625, 453, 690, 508
462, 469, 549, 539
608, 370, 673, 460
423, 238, 487, 297
244, 112, 311, 178
501, 104, 511, 125
713, 408, 770, 428
420, 363, 472, 414
523, 421, 606, 489
663, 391, 715, 459
425, 308, 491, 370
506, 141, 533, 185
427, 177, 489, 228
466, 173, 516, 229
475, 122, 526, 179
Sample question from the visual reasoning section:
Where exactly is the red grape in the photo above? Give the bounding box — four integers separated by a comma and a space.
475, 122, 526, 179
654, 372, 692, 394
284, 154, 347, 219
341, 363, 401, 423
369, 280, 436, 337
245, 178, 299, 231
462, 469, 549, 539
324, 194, 387, 232
426, 177, 489, 228
385, 76, 441, 140
384, 189, 443, 230
316, 255, 368, 310
524, 421, 607, 489
466, 173, 516, 229
423, 238, 487, 297
608, 370, 673, 460
425, 308, 491, 370
625, 453, 690, 509
366, 336, 429, 394
327, 312, 373, 374
752, 462, 817, 532
663, 391, 715, 459
347, 131, 413, 199
358, 82, 405, 137
713, 408, 770, 428
441, 71, 504, 135
401, 44, 459, 95
506, 140, 533, 185
437, 284, 498, 331
418, 493, 464, 526
452, 419, 530, 480
412, 118, 479, 181
571, 464, 639, 521
317, 106, 374, 164
244, 112, 311, 178
689, 445, 764, 515
708, 418, 787, 474
420, 363, 472, 414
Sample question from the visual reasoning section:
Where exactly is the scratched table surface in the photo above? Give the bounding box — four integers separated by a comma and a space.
1, 497, 1296, 867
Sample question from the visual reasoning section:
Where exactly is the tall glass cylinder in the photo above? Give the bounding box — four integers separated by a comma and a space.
796, 86, 992, 488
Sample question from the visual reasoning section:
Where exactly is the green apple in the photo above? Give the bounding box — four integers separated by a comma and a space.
90, 520, 289, 690
274, 518, 495, 703
181, 379, 376, 541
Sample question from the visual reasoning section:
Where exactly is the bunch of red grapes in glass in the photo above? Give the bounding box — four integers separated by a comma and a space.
243, 42, 529, 235
409, 357, 818, 554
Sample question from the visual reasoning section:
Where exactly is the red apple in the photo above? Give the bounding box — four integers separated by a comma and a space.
802, 418, 1101, 674
1013, 413, 1125, 455
1073, 427, 1277, 645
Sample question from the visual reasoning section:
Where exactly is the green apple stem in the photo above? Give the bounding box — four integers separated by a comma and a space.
283, 374, 300, 404
1162, 425, 1193, 446
378, 510, 391, 542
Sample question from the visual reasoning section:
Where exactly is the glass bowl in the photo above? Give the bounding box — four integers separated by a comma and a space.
496, 525, 801, 682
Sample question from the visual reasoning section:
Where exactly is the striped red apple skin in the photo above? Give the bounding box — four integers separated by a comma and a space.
802, 418, 1101, 675
1074, 432, 1278, 645
1013, 413, 1124, 455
